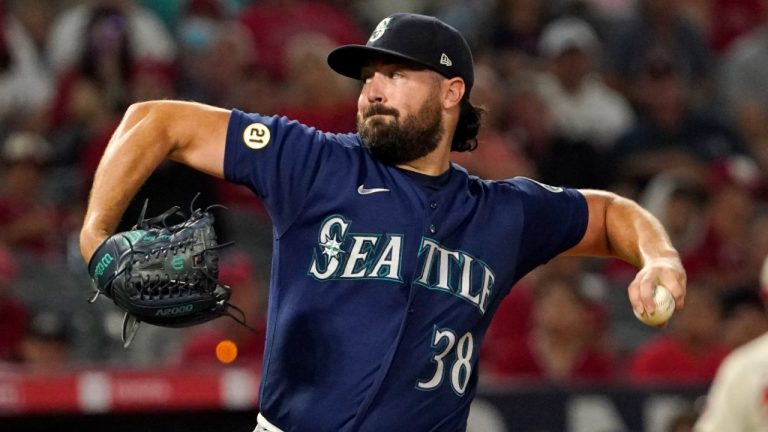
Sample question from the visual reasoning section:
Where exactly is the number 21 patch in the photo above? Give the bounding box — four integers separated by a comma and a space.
243, 122, 271, 150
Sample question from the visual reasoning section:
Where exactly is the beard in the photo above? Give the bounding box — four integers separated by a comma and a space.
357, 91, 443, 166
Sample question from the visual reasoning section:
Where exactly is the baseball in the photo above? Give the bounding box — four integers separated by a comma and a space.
634, 285, 675, 326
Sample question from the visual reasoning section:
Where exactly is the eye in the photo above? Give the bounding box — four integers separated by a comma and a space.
360, 69, 374, 84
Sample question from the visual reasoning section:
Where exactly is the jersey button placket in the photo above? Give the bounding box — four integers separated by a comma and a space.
428, 202, 438, 234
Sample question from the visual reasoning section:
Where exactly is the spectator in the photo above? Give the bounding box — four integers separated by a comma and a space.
48, 5, 135, 130
482, 256, 612, 372
483, 273, 616, 382
682, 157, 761, 290
604, 0, 713, 100
628, 283, 729, 384
0, 131, 61, 260
720, 286, 768, 349
176, 1, 265, 111
175, 0, 222, 102
488, 0, 550, 59
0, 0, 55, 130
535, 16, 634, 188
46, 0, 175, 76
537, 16, 633, 151
611, 48, 748, 195
719, 10, 768, 174
46, 4, 147, 175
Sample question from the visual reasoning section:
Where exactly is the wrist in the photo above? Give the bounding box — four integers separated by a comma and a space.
642, 252, 683, 271
79, 226, 110, 263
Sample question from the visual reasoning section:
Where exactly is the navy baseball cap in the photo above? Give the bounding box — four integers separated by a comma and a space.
327, 13, 474, 93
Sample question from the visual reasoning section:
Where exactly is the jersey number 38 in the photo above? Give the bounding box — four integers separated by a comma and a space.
417, 327, 475, 396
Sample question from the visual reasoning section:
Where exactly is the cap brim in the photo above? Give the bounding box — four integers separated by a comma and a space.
327, 44, 435, 80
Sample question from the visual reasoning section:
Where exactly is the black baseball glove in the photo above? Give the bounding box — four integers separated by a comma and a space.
87, 198, 241, 347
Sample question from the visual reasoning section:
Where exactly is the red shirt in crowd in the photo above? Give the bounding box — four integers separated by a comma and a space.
629, 335, 730, 384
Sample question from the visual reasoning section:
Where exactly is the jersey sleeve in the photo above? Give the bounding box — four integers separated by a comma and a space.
223, 109, 354, 232
510, 177, 588, 278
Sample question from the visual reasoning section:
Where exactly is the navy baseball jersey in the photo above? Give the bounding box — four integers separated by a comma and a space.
224, 110, 588, 431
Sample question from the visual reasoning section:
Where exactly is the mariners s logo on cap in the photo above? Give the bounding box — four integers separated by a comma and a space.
368, 17, 392, 43
327, 13, 475, 93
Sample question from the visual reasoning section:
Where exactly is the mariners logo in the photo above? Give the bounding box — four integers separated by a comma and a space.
368, 17, 392, 43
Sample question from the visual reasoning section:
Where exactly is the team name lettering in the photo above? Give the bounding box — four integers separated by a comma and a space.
308, 216, 496, 314
308, 216, 402, 282
415, 239, 495, 314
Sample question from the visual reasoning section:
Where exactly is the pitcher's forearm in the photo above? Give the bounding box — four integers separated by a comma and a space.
567, 190, 678, 266
604, 194, 679, 268
80, 102, 176, 262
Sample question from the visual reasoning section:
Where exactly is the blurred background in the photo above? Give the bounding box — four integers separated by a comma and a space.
1, 0, 767, 431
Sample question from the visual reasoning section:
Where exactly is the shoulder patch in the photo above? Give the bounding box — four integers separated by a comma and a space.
521, 177, 564, 193
243, 122, 271, 150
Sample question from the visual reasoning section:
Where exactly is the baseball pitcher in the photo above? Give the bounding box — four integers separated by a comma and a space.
80, 13, 687, 432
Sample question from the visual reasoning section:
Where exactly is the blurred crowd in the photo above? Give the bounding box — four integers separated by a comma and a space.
0, 0, 767, 395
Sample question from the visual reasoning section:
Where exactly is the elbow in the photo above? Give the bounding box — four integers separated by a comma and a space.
123, 100, 174, 144
125, 100, 166, 121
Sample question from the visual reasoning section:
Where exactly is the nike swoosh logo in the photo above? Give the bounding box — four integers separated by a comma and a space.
357, 185, 390, 195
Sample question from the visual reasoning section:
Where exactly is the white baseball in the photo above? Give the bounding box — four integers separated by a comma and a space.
634, 285, 676, 326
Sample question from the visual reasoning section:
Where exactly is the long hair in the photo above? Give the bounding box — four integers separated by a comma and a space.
451, 96, 485, 152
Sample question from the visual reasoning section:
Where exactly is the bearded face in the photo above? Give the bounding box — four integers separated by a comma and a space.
357, 87, 444, 165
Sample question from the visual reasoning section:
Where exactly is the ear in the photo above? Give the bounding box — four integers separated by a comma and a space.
442, 78, 465, 109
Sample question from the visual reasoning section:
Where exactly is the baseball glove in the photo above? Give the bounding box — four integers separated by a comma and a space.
87, 198, 242, 347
